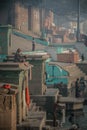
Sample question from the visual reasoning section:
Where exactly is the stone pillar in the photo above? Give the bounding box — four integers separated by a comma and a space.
31, 7, 40, 34
28, 53, 50, 95
14, 1, 21, 30
29, 59, 46, 95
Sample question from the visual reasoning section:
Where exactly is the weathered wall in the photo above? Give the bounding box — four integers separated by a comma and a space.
14, 1, 28, 33
0, 0, 41, 35
29, 60, 47, 95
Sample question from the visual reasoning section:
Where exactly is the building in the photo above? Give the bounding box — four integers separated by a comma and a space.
0, 0, 45, 35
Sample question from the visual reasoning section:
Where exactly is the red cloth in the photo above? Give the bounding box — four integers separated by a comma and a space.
25, 87, 30, 107
3, 84, 11, 89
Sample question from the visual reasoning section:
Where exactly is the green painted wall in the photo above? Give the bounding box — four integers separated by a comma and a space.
45, 61, 68, 85
0, 25, 12, 55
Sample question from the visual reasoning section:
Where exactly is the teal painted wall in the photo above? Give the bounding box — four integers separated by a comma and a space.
57, 47, 63, 53
0, 55, 7, 62
45, 61, 68, 85
0, 25, 12, 55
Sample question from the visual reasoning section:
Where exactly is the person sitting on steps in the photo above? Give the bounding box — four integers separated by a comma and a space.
14, 48, 26, 62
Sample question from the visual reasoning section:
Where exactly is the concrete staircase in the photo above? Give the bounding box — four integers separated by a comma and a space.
76, 62, 87, 75
17, 100, 47, 130
57, 62, 87, 82
62, 63, 87, 97
29, 101, 40, 112
64, 64, 86, 80
17, 100, 66, 130
75, 42, 87, 60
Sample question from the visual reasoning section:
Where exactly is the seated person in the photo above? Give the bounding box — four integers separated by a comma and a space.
14, 48, 26, 62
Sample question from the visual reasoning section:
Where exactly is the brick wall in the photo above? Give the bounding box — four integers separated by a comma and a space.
57, 51, 80, 63
0, 0, 41, 35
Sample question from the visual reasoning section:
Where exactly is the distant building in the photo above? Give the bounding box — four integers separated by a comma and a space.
0, 0, 45, 35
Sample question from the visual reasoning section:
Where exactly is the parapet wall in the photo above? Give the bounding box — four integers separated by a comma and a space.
57, 51, 80, 63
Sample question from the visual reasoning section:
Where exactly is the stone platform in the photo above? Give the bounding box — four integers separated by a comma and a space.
17, 111, 46, 130
59, 96, 84, 111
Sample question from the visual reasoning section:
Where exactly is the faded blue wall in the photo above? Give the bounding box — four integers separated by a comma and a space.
45, 61, 68, 85
0, 55, 7, 62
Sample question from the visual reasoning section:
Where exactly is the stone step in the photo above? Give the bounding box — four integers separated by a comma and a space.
72, 69, 84, 75
42, 125, 51, 130
70, 71, 85, 77
76, 63, 87, 75
17, 111, 46, 130
29, 101, 42, 112
66, 66, 83, 73
64, 64, 83, 72
67, 65, 86, 81
29, 102, 36, 111
50, 127, 66, 130
44, 120, 69, 130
